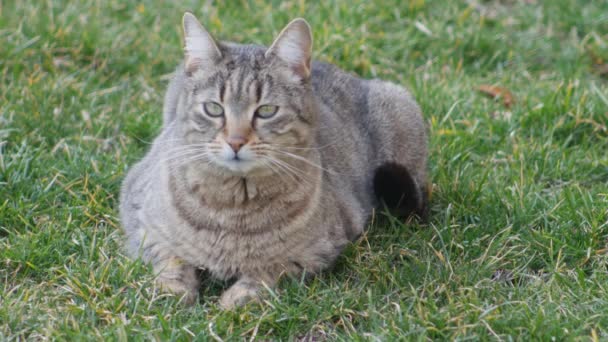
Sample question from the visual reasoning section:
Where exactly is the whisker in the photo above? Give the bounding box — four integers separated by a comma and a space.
265, 148, 336, 175
165, 155, 213, 176
260, 155, 317, 187
161, 148, 213, 167
258, 156, 301, 184
161, 149, 210, 163
258, 158, 294, 185
165, 156, 211, 170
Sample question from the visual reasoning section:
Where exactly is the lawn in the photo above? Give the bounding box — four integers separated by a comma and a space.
1, 0, 608, 340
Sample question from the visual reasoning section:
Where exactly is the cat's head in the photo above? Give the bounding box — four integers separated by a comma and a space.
173, 13, 316, 176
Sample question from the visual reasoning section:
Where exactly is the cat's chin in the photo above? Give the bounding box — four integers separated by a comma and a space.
213, 159, 267, 178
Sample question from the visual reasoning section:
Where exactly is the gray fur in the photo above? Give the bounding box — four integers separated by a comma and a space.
119, 13, 428, 308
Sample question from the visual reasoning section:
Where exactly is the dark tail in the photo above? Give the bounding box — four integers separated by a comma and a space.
373, 162, 428, 221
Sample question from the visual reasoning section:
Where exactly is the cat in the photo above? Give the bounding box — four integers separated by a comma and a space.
119, 12, 428, 309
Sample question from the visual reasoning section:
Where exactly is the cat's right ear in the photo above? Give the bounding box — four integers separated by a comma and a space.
182, 12, 222, 74
265, 18, 313, 81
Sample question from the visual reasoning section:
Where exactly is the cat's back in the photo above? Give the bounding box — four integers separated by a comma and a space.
310, 59, 425, 159
310, 59, 428, 220
311, 61, 369, 115
310, 60, 421, 124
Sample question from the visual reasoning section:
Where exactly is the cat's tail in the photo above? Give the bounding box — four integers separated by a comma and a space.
373, 162, 429, 221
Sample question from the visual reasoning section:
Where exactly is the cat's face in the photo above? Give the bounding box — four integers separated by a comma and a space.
176, 14, 315, 176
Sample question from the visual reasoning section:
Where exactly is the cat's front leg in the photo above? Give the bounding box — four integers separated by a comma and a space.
153, 255, 200, 304
219, 275, 276, 309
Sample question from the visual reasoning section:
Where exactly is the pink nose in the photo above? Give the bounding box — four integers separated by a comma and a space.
227, 136, 247, 153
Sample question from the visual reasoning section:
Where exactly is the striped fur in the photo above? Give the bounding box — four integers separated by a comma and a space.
119, 13, 428, 308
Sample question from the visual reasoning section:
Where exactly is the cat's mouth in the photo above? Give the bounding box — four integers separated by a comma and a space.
217, 158, 256, 173
212, 148, 261, 175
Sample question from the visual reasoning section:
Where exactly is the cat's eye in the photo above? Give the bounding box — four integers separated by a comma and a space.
203, 102, 224, 118
255, 105, 279, 119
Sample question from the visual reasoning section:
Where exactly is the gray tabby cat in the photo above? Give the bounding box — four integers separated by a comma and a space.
120, 12, 428, 309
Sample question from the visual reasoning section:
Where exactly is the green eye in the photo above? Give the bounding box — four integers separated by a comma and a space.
203, 102, 224, 117
255, 105, 279, 119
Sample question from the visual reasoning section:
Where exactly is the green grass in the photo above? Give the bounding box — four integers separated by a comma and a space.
1, 0, 608, 339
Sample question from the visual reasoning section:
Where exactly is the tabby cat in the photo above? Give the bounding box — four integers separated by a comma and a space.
119, 12, 428, 309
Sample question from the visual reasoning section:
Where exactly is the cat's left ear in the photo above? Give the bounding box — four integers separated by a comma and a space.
265, 18, 312, 80
182, 12, 222, 74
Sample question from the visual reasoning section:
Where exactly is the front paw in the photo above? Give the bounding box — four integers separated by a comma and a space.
153, 256, 199, 305
219, 280, 260, 309
155, 276, 198, 304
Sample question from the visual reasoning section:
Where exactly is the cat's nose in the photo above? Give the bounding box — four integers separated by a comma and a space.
226, 136, 247, 153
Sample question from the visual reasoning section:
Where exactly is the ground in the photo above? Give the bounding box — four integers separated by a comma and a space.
1, 0, 608, 339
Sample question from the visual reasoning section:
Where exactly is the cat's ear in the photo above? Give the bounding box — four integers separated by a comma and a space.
182, 12, 222, 73
265, 18, 312, 80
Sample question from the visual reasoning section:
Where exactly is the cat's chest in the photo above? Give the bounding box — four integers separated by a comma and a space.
191, 187, 308, 232
167, 171, 310, 232
176, 212, 300, 279
159, 168, 322, 276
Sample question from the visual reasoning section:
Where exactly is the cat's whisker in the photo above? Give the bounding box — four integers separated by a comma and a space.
272, 146, 364, 178
258, 154, 299, 177
172, 150, 212, 161
162, 141, 221, 155
162, 150, 213, 167
262, 159, 310, 187
264, 148, 337, 175
258, 158, 294, 185
256, 136, 344, 151
163, 145, 207, 154
255, 148, 320, 181
164, 143, 212, 151
165, 156, 214, 176
274, 142, 338, 151
260, 155, 316, 186
147, 136, 220, 146
167, 154, 211, 166
162, 149, 209, 160
162, 149, 210, 163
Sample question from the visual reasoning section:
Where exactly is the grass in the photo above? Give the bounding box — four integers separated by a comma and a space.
1, 0, 607, 339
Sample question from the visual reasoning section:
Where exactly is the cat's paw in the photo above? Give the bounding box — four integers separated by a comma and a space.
153, 256, 199, 305
155, 276, 198, 304
219, 280, 260, 309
